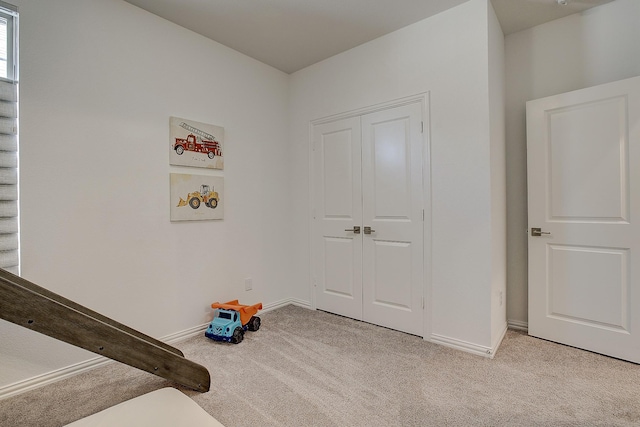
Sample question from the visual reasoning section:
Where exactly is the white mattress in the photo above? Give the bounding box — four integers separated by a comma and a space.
64, 388, 225, 427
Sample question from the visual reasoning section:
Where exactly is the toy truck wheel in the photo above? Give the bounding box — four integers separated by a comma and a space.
247, 316, 261, 331
189, 197, 200, 209
209, 198, 218, 209
208, 151, 215, 159
175, 145, 184, 155
231, 327, 244, 344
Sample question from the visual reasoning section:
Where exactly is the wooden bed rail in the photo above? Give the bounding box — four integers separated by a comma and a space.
0, 269, 210, 392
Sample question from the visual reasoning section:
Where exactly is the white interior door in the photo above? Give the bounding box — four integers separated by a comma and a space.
361, 103, 424, 335
313, 116, 363, 320
527, 76, 640, 363
313, 101, 424, 336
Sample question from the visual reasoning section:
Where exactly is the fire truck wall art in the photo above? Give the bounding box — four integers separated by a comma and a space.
169, 117, 224, 169
170, 173, 224, 221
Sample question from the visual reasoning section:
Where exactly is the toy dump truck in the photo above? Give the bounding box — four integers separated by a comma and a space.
205, 300, 262, 344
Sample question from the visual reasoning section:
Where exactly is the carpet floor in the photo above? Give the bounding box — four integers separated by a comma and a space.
1, 304, 640, 426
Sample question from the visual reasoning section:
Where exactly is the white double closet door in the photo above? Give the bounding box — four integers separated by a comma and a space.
312, 101, 425, 336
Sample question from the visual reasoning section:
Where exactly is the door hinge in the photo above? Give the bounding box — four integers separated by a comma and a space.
422, 209, 425, 221
421, 121, 424, 133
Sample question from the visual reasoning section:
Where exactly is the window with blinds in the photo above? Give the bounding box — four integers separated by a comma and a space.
0, 2, 17, 274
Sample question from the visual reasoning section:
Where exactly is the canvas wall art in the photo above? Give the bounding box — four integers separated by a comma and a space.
170, 173, 224, 221
169, 117, 224, 169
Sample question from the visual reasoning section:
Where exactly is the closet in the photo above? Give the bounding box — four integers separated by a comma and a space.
312, 99, 427, 336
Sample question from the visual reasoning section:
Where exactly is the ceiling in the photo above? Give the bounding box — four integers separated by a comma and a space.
123, 0, 615, 74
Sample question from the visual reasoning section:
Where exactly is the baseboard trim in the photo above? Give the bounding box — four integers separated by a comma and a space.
0, 323, 209, 401
0, 299, 309, 400
163, 323, 209, 345
0, 356, 112, 401
262, 299, 288, 312
287, 298, 312, 309
431, 333, 495, 359
491, 322, 508, 358
431, 323, 507, 360
507, 319, 528, 332
262, 298, 311, 312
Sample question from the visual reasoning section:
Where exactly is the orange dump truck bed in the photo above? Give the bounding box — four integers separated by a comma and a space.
210, 300, 263, 326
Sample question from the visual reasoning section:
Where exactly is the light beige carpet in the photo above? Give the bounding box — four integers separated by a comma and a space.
1, 305, 640, 426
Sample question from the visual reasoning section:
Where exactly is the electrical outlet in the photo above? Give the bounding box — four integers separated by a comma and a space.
245, 277, 252, 291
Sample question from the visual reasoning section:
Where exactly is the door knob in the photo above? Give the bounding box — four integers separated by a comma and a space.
345, 226, 361, 234
531, 227, 551, 237
363, 226, 375, 235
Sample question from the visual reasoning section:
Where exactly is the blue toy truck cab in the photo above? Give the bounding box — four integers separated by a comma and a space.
205, 309, 244, 343
205, 300, 262, 344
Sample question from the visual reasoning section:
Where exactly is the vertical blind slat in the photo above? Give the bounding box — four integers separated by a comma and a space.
0, 200, 16, 217
0, 134, 16, 151
0, 100, 16, 118
0, 234, 17, 250
0, 249, 18, 267
0, 217, 17, 233
0, 117, 16, 134
4, 264, 18, 274
0, 184, 16, 200
0, 167, 16, 184
0, 150, 15, 167
0, 79, 16, 102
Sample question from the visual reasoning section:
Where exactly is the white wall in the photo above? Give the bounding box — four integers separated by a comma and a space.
0, 0, 291, 388
505, 0, 640, 326
290, 0, 506, 350
2, 0, 512, 392
488, 1, 507, 347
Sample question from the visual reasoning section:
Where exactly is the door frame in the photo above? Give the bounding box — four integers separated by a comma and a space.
308, 93, 432, 339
